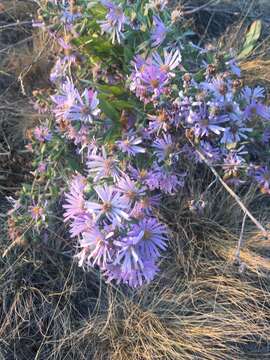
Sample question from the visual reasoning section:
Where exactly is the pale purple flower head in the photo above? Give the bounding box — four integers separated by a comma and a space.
29, 204, 45, 221
110, 217, 167, 287
223, 149, 246, 182
187, 105, 227, 138
127, 217, 168, 259
50, 58, 67, 83
140, 64, 168, 97
254, 166, 270, 194
76, 227, 113, 268
148, 109, 171, 133
146, 165, 185, 194
86, 184, 130, 224
152, 49, 181, 77
103, 259, 159, 287
220, 120, 252, 145
116, 133, 145, 156
153, 133, 175, 162
116, 175, 146, 204
67, 89, 100, 123
37, 162, 47, 173
244, 102, 270, 121
99, 0, 127, 44
61, 8, 81, 26
130, 194, 161, 219
67, 124, 91, 147
151, 16, 167, 47
201, 76, 231, 101
199, 141, 221, 163
69, 213, 93, 238
63, 174, 87, 221
33, 126, 52, 142
51, 77, 79, 120
242, 86, 270, 120
87, 147, 120, 182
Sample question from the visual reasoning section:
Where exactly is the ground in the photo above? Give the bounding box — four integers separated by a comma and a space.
1, 1, 270, 359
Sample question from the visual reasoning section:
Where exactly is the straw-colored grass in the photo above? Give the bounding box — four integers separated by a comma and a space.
1, 1, 270, 359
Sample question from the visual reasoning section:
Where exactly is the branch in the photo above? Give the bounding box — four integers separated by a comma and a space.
192, 144, 268, 237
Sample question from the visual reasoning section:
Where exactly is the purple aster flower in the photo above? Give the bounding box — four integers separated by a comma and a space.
151, 16, 167, 47
159, 171, 185, 194
114, 237, 144, 275
140, 64, 168, 97
51, 77, 78, 121
128, 166, 152, 184
200, 76, 231, 101
76, 227, 113, 268
182, 144, 200, 163
187, 105, 228, 138
67, 124, 91, 147
33, 126, 52, 142
63, 174, 87, 221
57, 37, 77, 64
199, 141, 221, 163
61, 7, 81, 26
50, 58, 67, 84
242, 86, 265, 100
254, 166, 270, 194
226, 58, 241, 77
223, 149, 246, 183
242, 86, 270, 120
103, 259, 158, 287
152, 48, 181, 77
29, 204, 45, 221
146, 165, 185, 194
67, 89, 100, 123
116, 175, 146, 204
153, 133, 175, 162
69, 213, 93, 238
127, 217, 168, 259
37, 162, 47, 173
116, 133, 145, 156
99, 0, 127, 44
148, 109, 171, 133
130, 194, 161, 219
86, 185, 130, 224
124, 259, 159, 287
220, 120, 252, 145
244, 102, 270, 121
87, 147, 120, 182
112, 218, 167, 287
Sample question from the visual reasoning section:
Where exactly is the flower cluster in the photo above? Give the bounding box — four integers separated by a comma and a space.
8, 0, 270, 288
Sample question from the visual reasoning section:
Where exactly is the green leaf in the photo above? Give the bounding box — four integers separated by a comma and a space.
111, 99, 135, 110
66, 157, 81, 172
97, 84, 126, 96
237, 20, 262, 60
99, 96, 120, 122
238, 44, 256, 60
244, 20, 262, 47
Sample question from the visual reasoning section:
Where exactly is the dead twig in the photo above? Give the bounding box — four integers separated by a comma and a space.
235, 213, 247, 263
191, 142, 268, 237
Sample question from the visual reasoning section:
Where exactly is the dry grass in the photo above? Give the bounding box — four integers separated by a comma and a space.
1, 172, 270, 359
0, 0, 57, 192
1, 1, 270, 359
